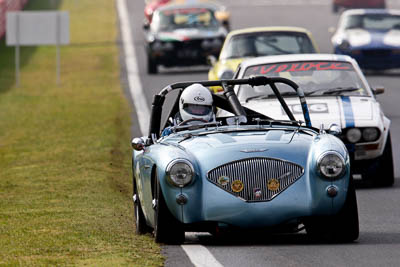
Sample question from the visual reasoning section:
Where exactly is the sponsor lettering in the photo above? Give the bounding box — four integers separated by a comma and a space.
248, 62, 352, 76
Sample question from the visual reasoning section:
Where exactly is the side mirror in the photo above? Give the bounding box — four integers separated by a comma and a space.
328, 26, 336, 34
372, 86, 385, 95
207, 55, 217, 66
328, 123, 342, 136
132, 137, 145, 151
143, 22, 150, 31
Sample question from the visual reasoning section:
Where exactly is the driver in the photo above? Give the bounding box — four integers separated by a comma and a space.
162, 83, 215, 136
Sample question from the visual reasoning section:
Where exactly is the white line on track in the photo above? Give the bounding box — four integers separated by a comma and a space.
116, 0, 149, 136
116, 1, 224, 266
181, 245, 224, 267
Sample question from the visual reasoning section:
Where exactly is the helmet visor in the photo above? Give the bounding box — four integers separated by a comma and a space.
183, 104, 212, 116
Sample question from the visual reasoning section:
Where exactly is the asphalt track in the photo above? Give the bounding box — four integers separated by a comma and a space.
118, 0, 400, 266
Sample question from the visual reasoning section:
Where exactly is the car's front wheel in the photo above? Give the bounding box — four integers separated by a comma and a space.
153, 172, 185, 244
358, 132, 395, 187
133, 182, 151, 234
374, 133, 394, 187
305, 178, 359, 242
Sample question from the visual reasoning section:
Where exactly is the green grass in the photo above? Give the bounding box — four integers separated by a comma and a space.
0, 0, 163, 266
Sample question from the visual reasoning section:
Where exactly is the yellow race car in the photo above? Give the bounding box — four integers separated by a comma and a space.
208, 27, 319, 91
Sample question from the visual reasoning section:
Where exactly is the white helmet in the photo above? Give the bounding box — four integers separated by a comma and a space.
179, 83, 213, 122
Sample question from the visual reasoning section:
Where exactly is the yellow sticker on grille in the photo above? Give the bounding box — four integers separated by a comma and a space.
267, 179, 280, 191
231, 180, 244, 193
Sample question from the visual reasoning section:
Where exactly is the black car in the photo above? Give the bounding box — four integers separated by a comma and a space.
144, 3, 227, 74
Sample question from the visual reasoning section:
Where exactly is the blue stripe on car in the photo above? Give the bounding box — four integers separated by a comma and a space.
341, 96, 355, 128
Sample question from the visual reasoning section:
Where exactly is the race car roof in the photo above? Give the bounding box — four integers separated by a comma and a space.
156, 1, 220, 11
342, 8, 400, 16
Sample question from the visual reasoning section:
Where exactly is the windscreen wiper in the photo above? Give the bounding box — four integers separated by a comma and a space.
306, 87, 360, 96
245, 94, 273, 102
245, 91, 298, 102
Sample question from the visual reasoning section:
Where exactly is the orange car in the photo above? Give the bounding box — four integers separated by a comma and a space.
332, 0, 386, 13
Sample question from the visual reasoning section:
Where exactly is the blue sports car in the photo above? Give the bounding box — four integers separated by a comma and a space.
332, 9, 400, 70
131, 76, 359, 244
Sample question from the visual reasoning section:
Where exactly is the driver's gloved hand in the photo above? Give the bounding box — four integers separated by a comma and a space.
161, 127, 173, 137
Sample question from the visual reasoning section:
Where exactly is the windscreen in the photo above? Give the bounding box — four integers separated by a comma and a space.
344, 14, 400, 30
153, 8, 219, 31
220, 32, 316, 60
237, 61, 368, 102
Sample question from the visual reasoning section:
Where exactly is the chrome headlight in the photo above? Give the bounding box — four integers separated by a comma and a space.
166, 159, 194, 187
346, 128, 362, 143
362, 127, 379, 142
317, 151, 346, 180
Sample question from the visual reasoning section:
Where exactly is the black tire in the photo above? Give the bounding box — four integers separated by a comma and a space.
153, 172, 185, 244
147, 55, 158, 74
305, 178, 359, 242
374, 133, 395, 187
133, 180, 151, 234
359, 132, 394, 187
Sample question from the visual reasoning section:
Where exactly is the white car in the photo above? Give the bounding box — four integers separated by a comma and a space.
228, 53, 393, 186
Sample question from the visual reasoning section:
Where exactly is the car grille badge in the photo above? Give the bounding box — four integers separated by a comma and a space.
218, 176, 229, 186
253, 188, 262, 199
231, 180, 244, 193
267, 179, 280, 191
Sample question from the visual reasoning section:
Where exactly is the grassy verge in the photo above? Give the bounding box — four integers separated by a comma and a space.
0, 0, 163, 265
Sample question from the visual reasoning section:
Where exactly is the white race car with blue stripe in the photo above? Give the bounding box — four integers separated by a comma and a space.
229, 53, 393, 186
332, 9, 400, 70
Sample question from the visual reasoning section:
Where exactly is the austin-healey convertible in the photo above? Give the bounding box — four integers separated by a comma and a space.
131, 76, 359, 244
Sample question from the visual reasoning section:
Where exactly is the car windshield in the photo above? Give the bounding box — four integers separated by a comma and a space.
152, 8, 220, 31
220, 32, 316, 60
343, 14, 400, 30
237, 61, 369, 101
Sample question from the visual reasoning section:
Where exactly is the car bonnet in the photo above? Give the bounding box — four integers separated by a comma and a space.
242, 96, 374, 129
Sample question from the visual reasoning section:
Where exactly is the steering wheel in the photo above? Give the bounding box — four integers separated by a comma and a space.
178, 118, 208, 126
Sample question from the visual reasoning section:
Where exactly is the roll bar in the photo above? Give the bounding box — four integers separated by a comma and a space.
148, 76, 311, 139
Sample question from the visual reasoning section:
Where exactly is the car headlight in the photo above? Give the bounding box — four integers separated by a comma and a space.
218, 69, 234, 79
201, 38, 222, 49
163, 42, 174, 51
346, 128, 362, 143
338, 40, 351, 51
317, 151, 346, 180
166, 159, 194, 187
362, 127, 379, 142
151, 41, 174, 51
152, 41, 162, 51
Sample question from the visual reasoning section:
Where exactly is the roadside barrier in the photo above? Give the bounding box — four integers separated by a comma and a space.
0, 0, 29, 39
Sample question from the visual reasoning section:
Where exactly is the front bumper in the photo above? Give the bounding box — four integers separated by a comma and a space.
164, 172, 349, 230
148, 39, 223, 67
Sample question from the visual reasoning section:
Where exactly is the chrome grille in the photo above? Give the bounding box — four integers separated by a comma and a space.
207, 157, 304, 202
